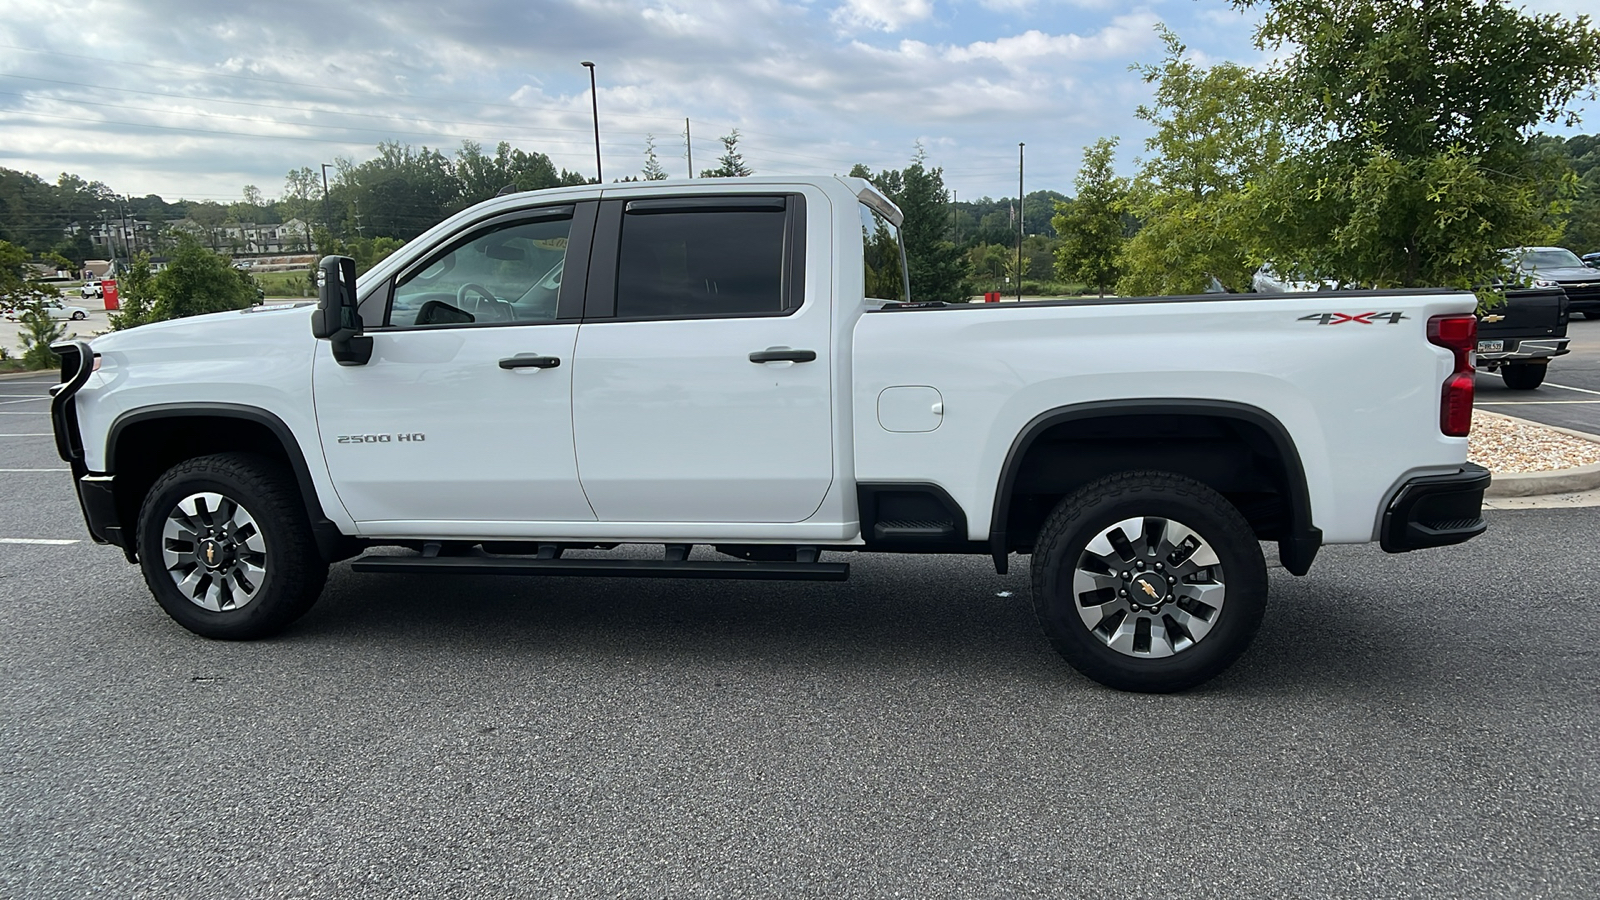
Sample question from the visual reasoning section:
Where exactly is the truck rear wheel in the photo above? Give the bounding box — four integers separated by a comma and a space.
1029, 471, 1267, 693
136, 453, 328, 639
1501, 363, 1546, 390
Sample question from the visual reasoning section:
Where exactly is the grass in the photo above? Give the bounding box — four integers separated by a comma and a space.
254, 270, 315, 299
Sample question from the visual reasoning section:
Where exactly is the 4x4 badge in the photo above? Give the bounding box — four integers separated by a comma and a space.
1299, 312, 1409, 325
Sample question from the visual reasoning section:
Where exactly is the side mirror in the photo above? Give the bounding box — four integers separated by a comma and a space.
310, 255, 372, 366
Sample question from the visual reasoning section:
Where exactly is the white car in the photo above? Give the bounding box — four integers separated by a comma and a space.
81, 281, 103, 300
3, 298, 90, 321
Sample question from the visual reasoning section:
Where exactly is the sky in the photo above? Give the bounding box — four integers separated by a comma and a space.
2, 0, 1598, 207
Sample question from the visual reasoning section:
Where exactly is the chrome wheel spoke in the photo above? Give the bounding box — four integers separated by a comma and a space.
163, 491, 267, 612
1074, 514, 1227, 659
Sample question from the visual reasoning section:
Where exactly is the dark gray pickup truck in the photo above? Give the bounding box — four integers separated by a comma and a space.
1477, 287, 1570, 390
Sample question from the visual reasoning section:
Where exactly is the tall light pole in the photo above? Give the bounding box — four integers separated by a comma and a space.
319, 163, 334, 244
1017, 142, 1025, 302
581, 61, 602, 183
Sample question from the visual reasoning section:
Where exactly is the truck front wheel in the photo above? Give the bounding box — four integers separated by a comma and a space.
1501, 363, 1547, 390
1030, 471, 1267, 692
136, 453, 328, 639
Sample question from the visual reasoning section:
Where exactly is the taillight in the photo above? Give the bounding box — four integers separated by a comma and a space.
1428, 315, 1476, 437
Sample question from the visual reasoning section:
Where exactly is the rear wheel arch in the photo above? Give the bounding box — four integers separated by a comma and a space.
105, 405, 351, 562
989, 399, 1319, 575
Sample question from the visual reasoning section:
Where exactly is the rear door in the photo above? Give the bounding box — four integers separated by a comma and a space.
570, 193, 833, 523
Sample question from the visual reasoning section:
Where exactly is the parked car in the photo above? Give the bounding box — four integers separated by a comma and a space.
5, 299, 90, 321
1250, 264, 1340, 294
80, 280, 103, 300
1503, 247, 1600, 318
1581, 251, 1600, 269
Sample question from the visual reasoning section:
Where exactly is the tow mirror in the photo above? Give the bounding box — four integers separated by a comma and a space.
311, 255, 372, 366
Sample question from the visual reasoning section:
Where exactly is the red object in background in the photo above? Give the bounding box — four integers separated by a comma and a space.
984, 291, 1001, 302
102, 280, 119, 311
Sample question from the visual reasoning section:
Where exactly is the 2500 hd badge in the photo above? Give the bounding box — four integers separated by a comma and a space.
336, 433, 426, 444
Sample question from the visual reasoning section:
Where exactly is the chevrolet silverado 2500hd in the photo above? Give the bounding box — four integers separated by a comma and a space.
50, 176, 1489, 692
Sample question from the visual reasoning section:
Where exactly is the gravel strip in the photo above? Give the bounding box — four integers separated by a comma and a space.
1469, 411, 1600, 474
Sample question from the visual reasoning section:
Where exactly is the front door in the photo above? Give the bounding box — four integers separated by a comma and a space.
571, 194, 833, 523
313, 207, 594, 527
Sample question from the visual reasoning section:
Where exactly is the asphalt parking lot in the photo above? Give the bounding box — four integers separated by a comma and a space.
1477, 315, 1600, 435
1, 369, 1597, 898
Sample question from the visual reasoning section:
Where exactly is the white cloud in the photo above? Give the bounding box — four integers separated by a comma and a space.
945, 14, 1161, 65
831, 0, 934, 32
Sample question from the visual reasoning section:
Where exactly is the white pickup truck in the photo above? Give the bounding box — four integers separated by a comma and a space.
50, 175, 1489, 692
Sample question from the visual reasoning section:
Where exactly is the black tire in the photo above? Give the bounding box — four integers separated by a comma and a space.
1501, 363, 1547, 390
136, 452, 328, 639
1582, 312, 1599, 320
1030, 471, 1267, 693
71, 310, 86, 320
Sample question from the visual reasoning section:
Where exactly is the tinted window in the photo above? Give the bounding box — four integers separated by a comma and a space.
615, 208, 786, 318
860, 203, 906, 303
389, 214, 572, 328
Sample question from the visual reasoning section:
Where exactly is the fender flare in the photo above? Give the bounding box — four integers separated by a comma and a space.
106, 403, 351, 561
988, 399, 1321, 576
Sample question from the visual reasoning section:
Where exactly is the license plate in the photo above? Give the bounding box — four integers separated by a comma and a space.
1477, 340, 1504, 353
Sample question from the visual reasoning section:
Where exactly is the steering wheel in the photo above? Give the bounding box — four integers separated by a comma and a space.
456, 282, 513, 321
457, 283, 495, 309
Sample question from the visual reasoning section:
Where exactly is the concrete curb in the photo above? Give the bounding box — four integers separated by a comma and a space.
1480, 411, 1600, 497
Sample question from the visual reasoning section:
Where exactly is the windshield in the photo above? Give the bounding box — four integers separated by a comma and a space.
1512, 249, 1584, 270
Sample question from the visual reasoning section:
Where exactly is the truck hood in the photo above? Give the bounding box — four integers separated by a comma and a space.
1531, 265, 1600, 284
88, 302, 317, 355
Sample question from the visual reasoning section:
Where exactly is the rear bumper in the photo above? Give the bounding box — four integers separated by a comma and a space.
1380, 464, 1490, 553
1477, 338, 1569, 363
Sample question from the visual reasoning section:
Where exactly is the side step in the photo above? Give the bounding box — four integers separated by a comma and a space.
350, 554, 849, 582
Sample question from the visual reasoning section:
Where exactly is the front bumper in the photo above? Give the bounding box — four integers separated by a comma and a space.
1381, 464, 1490, 553
49, 339, 130, 553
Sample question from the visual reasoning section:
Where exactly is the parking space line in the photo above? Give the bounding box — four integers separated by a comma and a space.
1544, 382, 1600, 396
1478, 400, 1600, 405
0, 538, 79, 545
0, 398, 47, 405
0, 433, 54, 437
0, 395, 48, 399
0, 468, 69, 472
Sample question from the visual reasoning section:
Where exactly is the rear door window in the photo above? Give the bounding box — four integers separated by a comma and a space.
613, 198, 793, 320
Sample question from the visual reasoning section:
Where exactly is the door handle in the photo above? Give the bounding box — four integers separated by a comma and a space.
499, 354, 561, 369
748, 348, 817, 364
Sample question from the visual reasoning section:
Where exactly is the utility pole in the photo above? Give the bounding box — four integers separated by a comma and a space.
1017, 142, 1025, 302
581, 61, 602, 182
319, 163, 334, 243
685, 118, 693, 177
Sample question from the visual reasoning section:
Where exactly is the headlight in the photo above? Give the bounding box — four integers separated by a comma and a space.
1533, 278, 1559, 287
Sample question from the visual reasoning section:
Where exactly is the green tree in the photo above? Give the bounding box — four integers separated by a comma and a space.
851, 149, 971, 302
143, 234, 257, 323
1237, 0, 1600, 296
1054, 138, 1130, 296
701, 130, 753, 178
643, 134, 669, 181
108, 252, 156, 330
16, 290, 67, 369
1118, 27, 1282, 295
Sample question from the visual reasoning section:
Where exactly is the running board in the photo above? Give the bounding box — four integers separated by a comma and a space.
350, 554, 850, 581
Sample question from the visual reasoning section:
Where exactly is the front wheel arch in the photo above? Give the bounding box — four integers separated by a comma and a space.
106, 405, 353, 563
